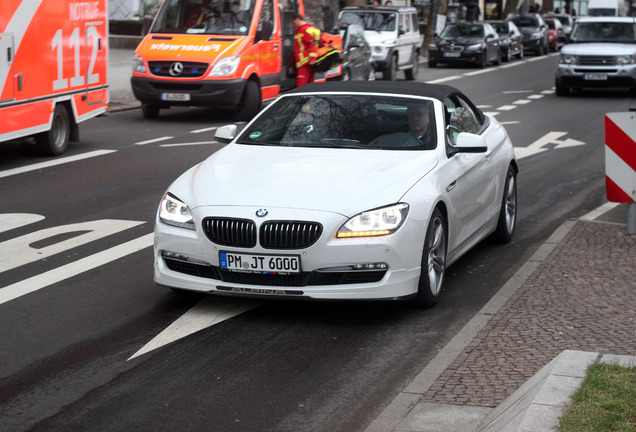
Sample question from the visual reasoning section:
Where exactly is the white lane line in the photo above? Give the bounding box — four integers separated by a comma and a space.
464, 69, 494, 76
504, 90, 532, 94
497, 105, 517, 111
484, 111, 500, 116
128, 296, 265, 360
191, 127, 217, 134
0, 214, 45, 234
528, 94, 544, 99
426, 76, 462, 84
135, 136, 173, 145
500, 121, 520, 125
501, 61, 523, 69
514, 99, 531, 104
0, 150, 116, 179
0, 233, 153, 306
160, 141, 217, 147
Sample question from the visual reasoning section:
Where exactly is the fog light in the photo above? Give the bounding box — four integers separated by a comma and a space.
161, 250, 209, 266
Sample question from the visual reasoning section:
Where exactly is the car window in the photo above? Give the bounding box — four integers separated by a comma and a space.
340, 11, 397, 32
411, 13, 418, 32
571, 21, 636, 42
511, 16, 539, 27
239, 95, 437, 150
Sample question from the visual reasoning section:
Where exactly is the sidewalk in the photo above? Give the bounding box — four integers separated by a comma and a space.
106, 47, 636, 432
366, 203, 636, 432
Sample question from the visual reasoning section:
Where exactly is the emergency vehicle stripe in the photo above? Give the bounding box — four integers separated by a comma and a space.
0, 1, 44, 89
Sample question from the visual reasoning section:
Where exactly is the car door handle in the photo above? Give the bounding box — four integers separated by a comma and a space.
446, 181, 457, 192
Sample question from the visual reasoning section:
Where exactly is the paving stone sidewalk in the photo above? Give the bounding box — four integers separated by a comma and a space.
422, 219, 636, 409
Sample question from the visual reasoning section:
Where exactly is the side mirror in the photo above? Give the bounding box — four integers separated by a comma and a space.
255, 20, 273, 43
454, 132, 487, 153
215, 124, 238, 144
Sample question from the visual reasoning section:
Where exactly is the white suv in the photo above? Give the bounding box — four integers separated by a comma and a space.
555, 16, 636, 96
339, 6, 422, 81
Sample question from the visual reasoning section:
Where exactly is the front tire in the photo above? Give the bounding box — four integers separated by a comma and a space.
414, 208, 447, 308
404, 52, 419, 80
142, 104, 160, 119
236, 80, 261, 121
383, 55, 398, 80
491, 165, 517, 243
35, 104, 70, 156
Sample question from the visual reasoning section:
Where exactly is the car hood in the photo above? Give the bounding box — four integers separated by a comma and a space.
174, 144, 439, 216
561, 42, 636, 55
519, 26, 541, 34
438, 37, 484, 45
364, 31, 397, 46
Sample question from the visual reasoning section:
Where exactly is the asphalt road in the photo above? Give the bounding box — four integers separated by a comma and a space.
1, 53, 633, 432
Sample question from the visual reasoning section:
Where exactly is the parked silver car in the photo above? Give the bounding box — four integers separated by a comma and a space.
555, 16, 636, 96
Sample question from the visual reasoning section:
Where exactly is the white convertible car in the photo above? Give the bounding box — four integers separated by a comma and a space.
154, 81, 518, 307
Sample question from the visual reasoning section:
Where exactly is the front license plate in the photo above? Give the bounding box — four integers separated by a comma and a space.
161, 93, 191, 101
219, 252, 301, 274
583, 73, 608, 81
443, 52, 461, 57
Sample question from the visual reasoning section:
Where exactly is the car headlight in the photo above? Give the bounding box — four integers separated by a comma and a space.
337, 203, 409, 238
560, 54, 578, 65
465, 43, 483, 53
209, 55, 240, 76
133, 54, 147, 74
617, 55, 636, 65
159, 193, 195, 230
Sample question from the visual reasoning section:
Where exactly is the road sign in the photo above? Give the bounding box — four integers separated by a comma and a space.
605, 113, 636, 203
605, 112, 636, 235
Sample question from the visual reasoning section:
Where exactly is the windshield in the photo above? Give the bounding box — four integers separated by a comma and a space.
340, 11, 397, 32
570, 21, 636, 42
238, 95, 437, 150
490, 22, 508, 34
511, 16, 539, 27
151, 0, 255, 35
440, 24, 484, 38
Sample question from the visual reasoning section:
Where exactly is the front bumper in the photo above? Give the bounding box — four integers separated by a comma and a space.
153, 206, 426, 301
522, 37, 543, 51
556, 64, 636, 89
429, 49, 484, 65
131, 76, 246, 108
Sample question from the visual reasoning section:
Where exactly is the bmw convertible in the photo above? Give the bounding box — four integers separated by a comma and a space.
153, 81, 518, 307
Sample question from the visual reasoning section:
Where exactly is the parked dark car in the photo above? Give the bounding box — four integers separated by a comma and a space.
428, 22, 500, 68
544, 13, 574, 40
545, 17, 567, 51
327, 23, 376, 81
507, 13, 549, 56
487, 20, 524, 61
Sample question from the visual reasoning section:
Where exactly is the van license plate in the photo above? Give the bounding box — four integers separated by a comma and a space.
219, 252, 301, 274
161, 93, 191, 101
583, 73, 607, 81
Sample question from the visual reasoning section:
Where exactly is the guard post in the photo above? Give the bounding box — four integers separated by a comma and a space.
605, 112, 636, 235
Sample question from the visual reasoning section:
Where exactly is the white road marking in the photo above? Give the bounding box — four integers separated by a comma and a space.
501, 61, 523, 69
497, 105, 517, 111
503, 90, 532, 94
0, 234, 153, 305
0, 150, 116, 179
128, 296, 264, 360
500, 121, 520, 125
464, 69, 494, 76
426, 76, 462, 84
514, 99, 531, 105
581, 202, 620, 221
160, 141, 217, 147
0, 214, 44, 234
528, 94, 544, 99
515, 131, 585, 159
135, 136, 173, 145
191, 127, 217, 134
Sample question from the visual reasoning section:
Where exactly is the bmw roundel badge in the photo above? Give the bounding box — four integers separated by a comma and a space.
256, 209, 268, 217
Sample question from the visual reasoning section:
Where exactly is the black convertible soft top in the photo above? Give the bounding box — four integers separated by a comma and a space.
287, 81, 485, 125
287, 81, 464, 103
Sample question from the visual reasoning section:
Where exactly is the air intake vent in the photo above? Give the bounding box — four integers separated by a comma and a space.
202, 217, 257, 248
260, 221, 322, 249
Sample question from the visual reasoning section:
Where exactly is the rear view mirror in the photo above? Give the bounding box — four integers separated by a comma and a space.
454, 132, 487, 153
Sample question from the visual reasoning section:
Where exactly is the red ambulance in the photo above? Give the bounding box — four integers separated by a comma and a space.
0, 0, 109, 156
131, 0, 341, 119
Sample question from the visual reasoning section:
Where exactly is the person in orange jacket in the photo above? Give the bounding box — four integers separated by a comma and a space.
293, 13, 322, 87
